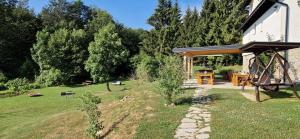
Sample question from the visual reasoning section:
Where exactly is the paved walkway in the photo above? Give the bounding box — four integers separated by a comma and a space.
174, 88, 212, 139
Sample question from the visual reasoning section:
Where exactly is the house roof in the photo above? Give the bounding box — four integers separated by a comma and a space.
241, 0, 277, 32
240, 42, 300, 53
172, 44, 241, 57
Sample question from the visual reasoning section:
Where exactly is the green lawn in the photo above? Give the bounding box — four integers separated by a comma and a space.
0, 80, 192, 139
3, 79, 300, 139
210, 88, 300, 139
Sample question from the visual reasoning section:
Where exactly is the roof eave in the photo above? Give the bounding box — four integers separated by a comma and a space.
240, 0, 277, 32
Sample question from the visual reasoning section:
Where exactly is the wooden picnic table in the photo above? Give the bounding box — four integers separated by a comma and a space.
232, 73, 251, 86
196, 72, 214, 85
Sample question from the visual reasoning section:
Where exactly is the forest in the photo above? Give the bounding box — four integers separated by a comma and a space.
0, 0, 247, 87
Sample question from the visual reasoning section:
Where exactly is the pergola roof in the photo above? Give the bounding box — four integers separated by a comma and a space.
240, 42, 300, 53
172, 44, 241, 57
173, 42, 300, 57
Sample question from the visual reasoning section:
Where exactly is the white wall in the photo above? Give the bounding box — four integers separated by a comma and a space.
242, 0, 300, 80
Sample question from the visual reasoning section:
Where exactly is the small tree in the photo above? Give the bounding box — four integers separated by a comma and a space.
85, 23, 128, 91
80, 92, 103, 139
158, 56, 184, 105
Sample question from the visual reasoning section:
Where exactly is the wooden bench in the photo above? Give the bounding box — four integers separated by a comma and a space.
196, 73, 214, 85
82, 80, 93, 85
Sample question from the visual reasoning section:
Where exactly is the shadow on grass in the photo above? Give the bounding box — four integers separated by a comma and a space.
175, 97, 193, 105
174, 94, 222, 105
261, 91, 293, 99
101, 113, 129, 138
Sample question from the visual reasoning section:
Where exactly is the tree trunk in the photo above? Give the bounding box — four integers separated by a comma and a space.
106, 81, 111, 92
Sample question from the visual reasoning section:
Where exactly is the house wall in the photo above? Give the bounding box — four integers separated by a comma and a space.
242, 0, 300, 81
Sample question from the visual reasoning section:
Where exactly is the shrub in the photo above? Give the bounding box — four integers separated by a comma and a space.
0, 71, 7, 83
36, 68, 65, 87
6, 78, 31, 94
215, 65, 242, 74
80, 92, 103, 138
29, 82, 42, 89
0, 83, 7, 91
135, 54, 160, 82
158, 56, 184, 105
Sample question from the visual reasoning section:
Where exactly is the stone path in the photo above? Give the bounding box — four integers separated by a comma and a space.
174, 88, 212, 139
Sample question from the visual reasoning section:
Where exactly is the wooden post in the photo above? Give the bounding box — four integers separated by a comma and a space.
187, 57, 190, 79
183, 56, 187, 79
191, 57, 194, 79
255, 86, 260, 102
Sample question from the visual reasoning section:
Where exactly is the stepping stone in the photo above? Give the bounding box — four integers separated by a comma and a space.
192, 115, 203, 120
181, 118, 196, 123
204, 118, 211, 122
174, 87, 212, 139
196, 133, 210, 139
199, 126, 211, 133
179, 122, 197, 129
191, 111, 202, 114
198, 114, 211, 118
186, 113, 197, 118
189, 107, 202, 111
176, 128, 198, 133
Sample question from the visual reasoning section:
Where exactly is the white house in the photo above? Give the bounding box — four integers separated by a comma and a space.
242, 0, 300, 81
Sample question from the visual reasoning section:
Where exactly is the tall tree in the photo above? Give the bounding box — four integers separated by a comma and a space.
0, 0, 40, 79
143, 0, 181, 57
40, 0, 69, 30
85, 23, 128, 91
86, 9, 114, 41
40, 0, 90, 31
32, 28, 87, 85
195, 0, 247, 66
147, 0, 172, 30
180, 7, 199, 47
170, 0, 182, 48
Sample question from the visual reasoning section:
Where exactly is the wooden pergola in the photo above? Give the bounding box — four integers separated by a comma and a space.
173, 42, 300, 102
173, 44, 241, 79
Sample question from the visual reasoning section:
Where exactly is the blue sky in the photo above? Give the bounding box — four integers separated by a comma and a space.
28, 0, 203, 30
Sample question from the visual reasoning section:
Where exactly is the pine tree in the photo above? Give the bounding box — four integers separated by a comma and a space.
170, 0, 182, 48
180, 7, 199, 47
143, 0, 181, 57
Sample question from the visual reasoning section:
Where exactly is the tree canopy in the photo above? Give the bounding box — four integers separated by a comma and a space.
85, 23, 128, 91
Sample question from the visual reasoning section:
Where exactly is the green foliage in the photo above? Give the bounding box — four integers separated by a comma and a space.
115, 26, 147, 76
85, 23, 128, 88
87, 9, 114, 39
158, 56, 184, 105
40, 0, 90, 31
0, 0, 40, 79
18, 58, 38, 80
179, 7, 199, 47
36, 68, 64, 87
0, 82, 7, 91
215, 65, 242, 75
143, 0, 181, 56
0, 71, 7, 83
135, 53, 160, 82
32, 28, 87, 85
5, 78, 31, 94
80, 92, 103, 138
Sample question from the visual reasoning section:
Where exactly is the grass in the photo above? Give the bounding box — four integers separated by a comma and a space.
0, 80, 192, 139
209, 87, 300, 139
